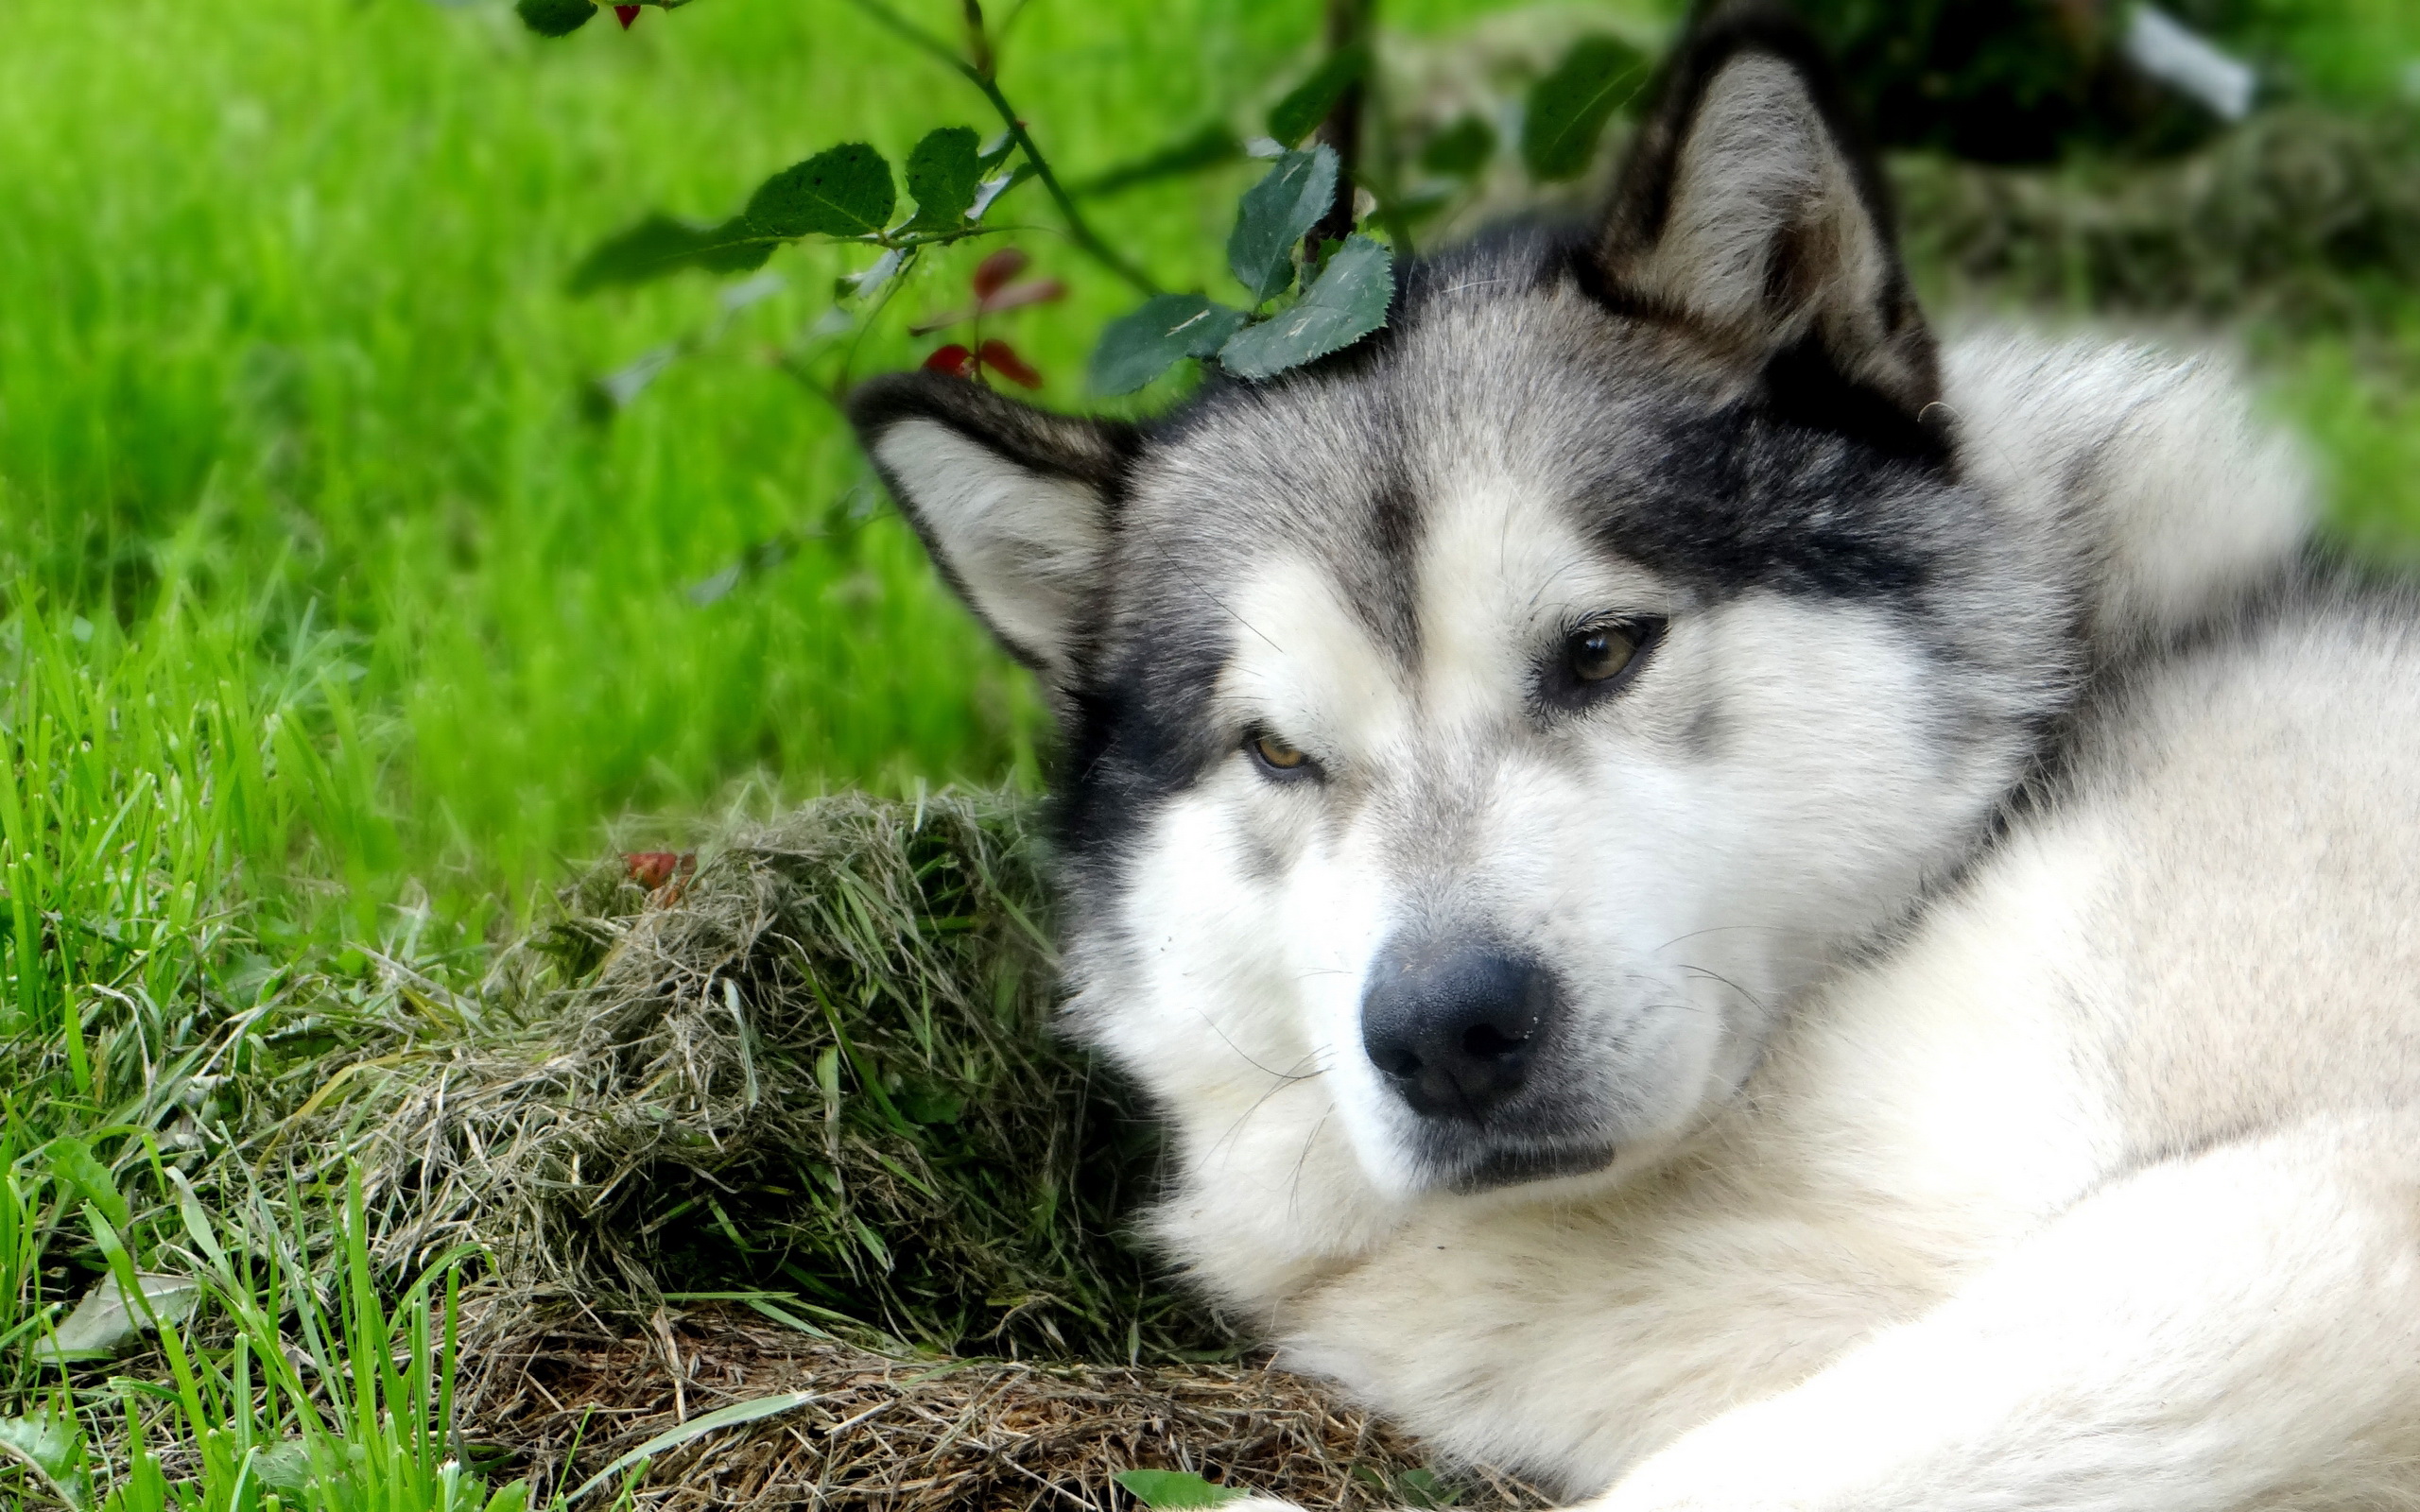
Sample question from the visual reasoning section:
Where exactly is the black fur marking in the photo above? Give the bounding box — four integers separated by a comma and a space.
1587, 404, 1937, 602
847, 371, 1139, 492
1053, 620, 1235, 896
1761, 331, 1952, 464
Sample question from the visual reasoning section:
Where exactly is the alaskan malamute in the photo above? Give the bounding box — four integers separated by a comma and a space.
851, 5, 2420, 1506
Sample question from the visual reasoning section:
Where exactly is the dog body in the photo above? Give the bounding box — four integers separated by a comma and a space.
850, 9, 2420, 1507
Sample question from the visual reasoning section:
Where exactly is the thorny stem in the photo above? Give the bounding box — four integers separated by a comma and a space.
842, 0, 1162, 298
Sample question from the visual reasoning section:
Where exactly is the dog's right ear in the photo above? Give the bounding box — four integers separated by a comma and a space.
848, 373, 1138, 689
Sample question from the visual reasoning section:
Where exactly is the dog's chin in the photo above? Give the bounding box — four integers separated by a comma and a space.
1421, 1136, 1620, 1195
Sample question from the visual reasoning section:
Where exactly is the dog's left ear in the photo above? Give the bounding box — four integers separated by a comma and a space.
1598, 1, 1941, 442
848, 373, 1137, 691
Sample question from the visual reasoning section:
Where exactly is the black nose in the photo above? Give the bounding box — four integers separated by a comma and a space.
1360, 939, 1558, 1122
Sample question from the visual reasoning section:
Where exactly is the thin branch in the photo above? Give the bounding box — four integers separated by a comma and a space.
1311, 0, 1374, 247
841, 0, 1161, 297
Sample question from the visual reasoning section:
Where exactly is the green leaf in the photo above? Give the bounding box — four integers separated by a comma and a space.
45, 1138, 127, 1234
514, 0, 596, 36
1218, 233, 1392, 380
569, 1392, 816, 1502
483, 1481, 533, 1512
1420, 113, 1497, 178
1068, 124, 1244, 199
568, 215, 769, 294
746, 144, 896, 240
1089, 294, 1248, 395
1267, 43, 1369, 148
1114, 1469, 1247, 1508
904, 127, 982, 232
1227, 146, 1338, 306
1522, 35, 1648, 182
251, 1441, 312, 1499
0, 1414, 88, 1509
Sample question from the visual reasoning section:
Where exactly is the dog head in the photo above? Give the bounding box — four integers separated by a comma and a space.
851, 5, 2193, 1300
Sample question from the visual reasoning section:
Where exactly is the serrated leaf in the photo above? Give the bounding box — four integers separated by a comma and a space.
568, 215, 769, 294
32, 1273, 199, 1361
0, 1414, 89, 1509
1266, 44, 1369, 148
1218, 234, 1392, 380
514, 0, 596, 35
1089, 295, 1249, 395
46, 1138, 127, 1234
568, 1392, 816, 1502
1420, 113, 1497, 177
1227, 146, 1338, 306
1114, 1469, 1247, 1508
904, 127, 982, 232
746, 144, 896, 240
1522, 35, 1648, 182
251, 1441, 312, 1498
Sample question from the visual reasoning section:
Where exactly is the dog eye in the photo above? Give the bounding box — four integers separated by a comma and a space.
1568, 624, 1641, 682
1250, 731, 1311, 773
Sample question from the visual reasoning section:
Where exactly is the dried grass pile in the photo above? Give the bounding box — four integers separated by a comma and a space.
345, 790, 1214, 1361
278, 790, 1554, 1505
1895, 105, 2420, 324
455, 1301, 1547, 1510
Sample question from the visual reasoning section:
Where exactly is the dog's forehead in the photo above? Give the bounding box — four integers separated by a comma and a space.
1114, 281, 1678, 656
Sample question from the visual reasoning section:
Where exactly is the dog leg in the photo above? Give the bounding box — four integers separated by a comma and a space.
1579, 1109, 2420, 1512
1231, 1111, 2420, 1512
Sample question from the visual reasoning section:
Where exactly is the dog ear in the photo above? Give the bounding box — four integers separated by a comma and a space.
1598, 2, 1941, 447
849, 373, 1137, 688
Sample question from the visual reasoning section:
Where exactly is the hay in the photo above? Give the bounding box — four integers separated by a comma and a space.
1895, 105, 2420, 324
344, 790, 1218, 1361
455, 1301, 1549, 1510
260, 790, 1562, 1506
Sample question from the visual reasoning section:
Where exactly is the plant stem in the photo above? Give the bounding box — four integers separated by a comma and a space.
842, 0, 1161, 297
1312, 0, 1374, 247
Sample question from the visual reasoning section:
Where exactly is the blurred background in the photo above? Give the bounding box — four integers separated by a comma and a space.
3, 0, 2416, 1002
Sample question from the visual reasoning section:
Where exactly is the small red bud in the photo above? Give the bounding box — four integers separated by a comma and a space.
971, 248, 1031, 301
923, 344, 977, 379
979, 339, 1044, 389
614, 5, 640, 26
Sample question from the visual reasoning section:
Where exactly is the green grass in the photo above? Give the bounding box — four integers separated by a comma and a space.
2, 0, 2418, 1505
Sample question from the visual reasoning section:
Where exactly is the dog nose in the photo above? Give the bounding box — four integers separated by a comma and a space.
1360, 940, 1557, 1122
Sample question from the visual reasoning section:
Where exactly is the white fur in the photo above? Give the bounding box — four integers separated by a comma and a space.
1942, 333, 2314, 650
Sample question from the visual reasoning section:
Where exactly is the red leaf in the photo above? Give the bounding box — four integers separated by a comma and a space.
971, 248, 1030, 301
977, 278, 1066, 315
979, 339, 1044, 389
614, 4, 640, 26
625, 851, 679, 889
923, 344, 976, 379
